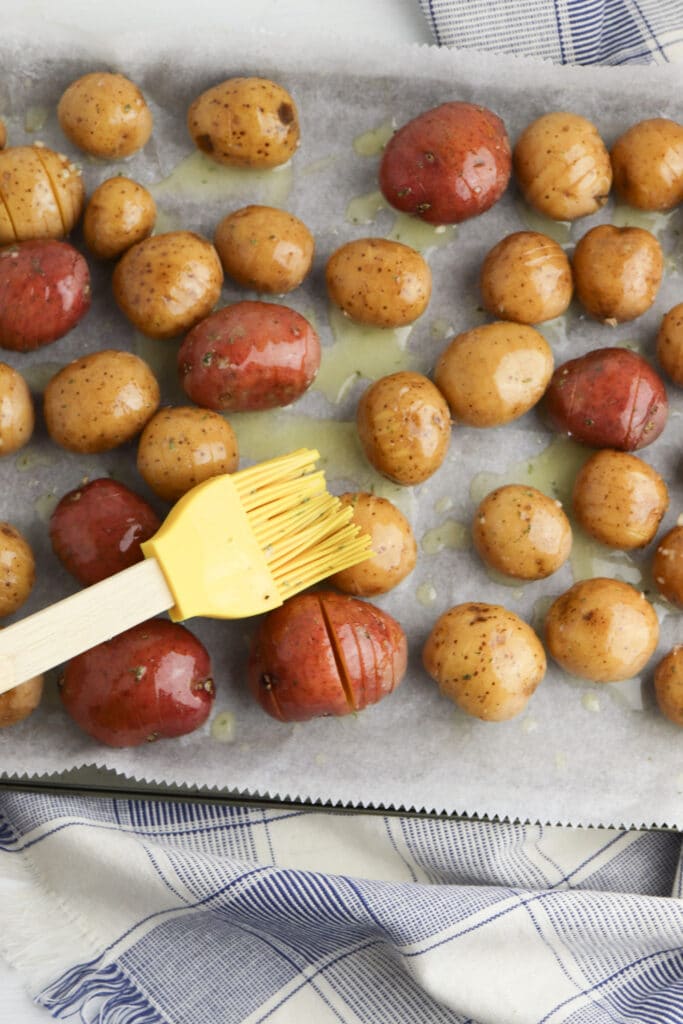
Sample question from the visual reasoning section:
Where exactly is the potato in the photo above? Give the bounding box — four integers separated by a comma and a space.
187, 77, 299, 168
325, 237, 431, 328
44, 350, 160, 453
434, 322, 553, 427
0, 144, 84, 244
656, 303, 683, 387
214, 205, 313, 294
0, 674, 43, 728
83, 176, 156, 260
0, 363, 34, 455
611, 118, 683, 211
513, 112, 612, 220
479, 231, 573, 324
137, 406, 239, 502
654, 647, 683, 726
57, 71, 153, 159
113, 231, 223, 340
472, 484, 571, 580
329, 492, 417, 596
422, 602, 546, 721
248, 590, 407, 721
544, 578, 659, 682
652, 525, 683, 607
544, 348, 668, 451
0, 120, 6, 150
178, 300, 320, 412
0, 522, 35, 616
572, 225, 663, 323
572, 450, 668, 549
356, 371, 451, 485
0, 239, 90, 350
379, 101, 511, 224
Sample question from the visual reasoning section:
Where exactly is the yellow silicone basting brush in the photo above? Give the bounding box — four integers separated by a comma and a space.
0, 448, 372, 696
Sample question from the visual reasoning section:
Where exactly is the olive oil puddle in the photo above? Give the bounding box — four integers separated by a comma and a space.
352, 119, 395, 157
345, 190, 456, 253
149, 151, 293, 206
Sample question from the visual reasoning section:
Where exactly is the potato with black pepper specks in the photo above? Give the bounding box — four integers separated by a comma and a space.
0, 144, 84, 245
423, 602, 546, 721
0, 523, 35, 616
356, 371, 451, 485
572, 225, 663, 323
572, 450, 668, 550
188, 77, 299, 168
44, 350, 160, 454
479, 231, 573, 324
544, 578, 659, 683
0, 674, 43, 728
58, 71, 153, 159
326, 237, 431, 328
652, 525, 683, 607
214, 205, 313, 294
329, 492, 417, 596
0, 363, 34, 455
473, 484, 571, 580
434, 321, 553, 427
654, 647, 683, 726
513, 112, 612, 220
611, 118, 683, 211
113, 231, 223, 339
137, 406, 239, 502
83, 176, 156, 260
656, 303, 683, 387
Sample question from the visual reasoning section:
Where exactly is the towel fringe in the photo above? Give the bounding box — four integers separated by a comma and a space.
40, 958, 162, 1024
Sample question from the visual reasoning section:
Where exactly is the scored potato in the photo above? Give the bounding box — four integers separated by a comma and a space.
479, 230, 573, 325
0, 144, 84, 244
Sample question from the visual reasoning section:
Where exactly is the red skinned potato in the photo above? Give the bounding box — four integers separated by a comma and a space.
379, 101, 511, 224
0, 240, 90, 351
59, 619, 214, 747
248, 591, 407, 721
543, 347, 668, 451
49, 478, 161, 585
178, 300, 321, 412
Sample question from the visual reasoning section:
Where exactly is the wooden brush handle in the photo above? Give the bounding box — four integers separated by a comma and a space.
0, 558, 174, 696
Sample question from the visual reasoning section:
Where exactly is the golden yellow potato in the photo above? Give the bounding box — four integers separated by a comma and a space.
214, 205, 314, 294
654, 646, 683, 726
423, 602, 546, 721
57, 71, 153, 159
0, 120, 6, 150
473, 484, 572, 580
433, 321, 553, 427
83, 176, 156, 260
572, 225, 663, 323
652, 525, 683, 607
513, 111, 612, 220
329, 492, 417, 596
479, 231, 573, 324
137, 406, 239, 502
187, 77, 299, 168
0, 144, 84, 244
656, 303, 683, 386
544, 577, 659, 682
0, 363, 34, 455
356, 371, 451, 485
0, 522, 35, 616
113, 231, 223, 339
572, 450, 668, 550
326, 237, 431, 328
44, 350, 160, 453
0, 674, 43, 727
611, 118, 683, 211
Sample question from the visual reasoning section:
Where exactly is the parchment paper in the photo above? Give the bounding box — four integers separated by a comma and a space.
0, 25, 682, 828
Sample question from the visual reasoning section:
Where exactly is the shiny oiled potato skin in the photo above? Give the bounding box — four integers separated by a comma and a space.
137, 406, 239, 502
0, 674, 43, 728
422, 602, 546, 721
214, 205, 314, 293
654, 647, 683, 726
513, 111, 612, 220
329, 492, 417, 596
656, 303, 683, 386
611, 118, 683, 211
652, 525, 683, 607
0, 145, 84, 244
544, 578, 659, 682
356, 371, 451, 485
479, 231, 573, 324
325, 237, 431, 327
57, 72, 153, 159
0, 121, 6, 150
434, 322, 553, 427
83, 176, 156, 260
473, 484, 572, 580
187, 77, 299, 168
572, 449, 668, 549
44, 350, 160, 453
0, 522, 35, 617
572, 225, 663, 323
0, 363, 34, 456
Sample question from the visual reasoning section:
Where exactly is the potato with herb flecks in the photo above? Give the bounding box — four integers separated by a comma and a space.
0, 674, 43, 728
654, 647, 683, 726
0, 363, 34, 456
572, 225, 663, 323
329, 492, 417, 596
656, 303, 683, 387
0, 523, 35, 617
83, 176, 156, 260
214, 205, 313, 294
0, 144, 84, 244
473, 484, 571, 580
58, 71, 153, 159
611, 118, 683, 211
652, 525, 683, 607
326, 237, 431, 328
479, 230, 573, 324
